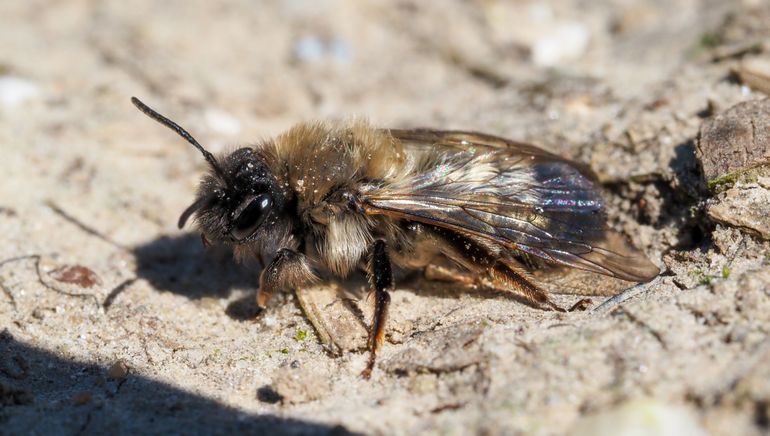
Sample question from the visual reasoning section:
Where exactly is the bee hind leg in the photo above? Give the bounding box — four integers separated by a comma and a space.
483, 261, 565, 312
423, 260, 566, 312
361, 239, 393, 379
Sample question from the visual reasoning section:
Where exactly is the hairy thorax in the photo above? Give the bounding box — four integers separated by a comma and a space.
262, 120, 409, 276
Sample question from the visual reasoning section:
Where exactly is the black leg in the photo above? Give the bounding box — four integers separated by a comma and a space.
257, 248, 316, 310
362, 240, 393, 379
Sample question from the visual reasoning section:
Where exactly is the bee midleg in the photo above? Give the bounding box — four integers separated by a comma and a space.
424, 263, 476, 285
361, 239, 393, 379
390, 222, 468, 283
257, 248, 317, 310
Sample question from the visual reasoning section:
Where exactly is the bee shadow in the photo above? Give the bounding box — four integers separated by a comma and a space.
132, 234, 261, 319
130, 236, 549, 321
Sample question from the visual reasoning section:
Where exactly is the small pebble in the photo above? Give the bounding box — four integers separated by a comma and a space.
696, 98, 770, 185
738, 56, 770, 95
72, 391, 92, 405
108, 360, 129, 379
49, 265, 101, 289
271, 365, 330, 404
31, 307, 47, 320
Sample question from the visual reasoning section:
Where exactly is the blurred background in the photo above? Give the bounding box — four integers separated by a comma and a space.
2, 0, 770, 434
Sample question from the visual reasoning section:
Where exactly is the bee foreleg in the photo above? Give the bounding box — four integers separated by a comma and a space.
362, 239, 393, 379
257, 248, 317, 310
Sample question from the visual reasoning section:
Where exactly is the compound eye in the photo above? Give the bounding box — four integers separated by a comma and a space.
230, 193, 273, 241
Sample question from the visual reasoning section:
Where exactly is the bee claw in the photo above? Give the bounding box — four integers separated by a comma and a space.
200, 233, 211, 248
256, 290, 272, 310
360, 366, 373, 380
568, 298, 593, 312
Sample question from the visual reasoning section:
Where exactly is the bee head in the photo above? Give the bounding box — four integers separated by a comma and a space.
188, 147, 285, 244
132, 97, 284, 244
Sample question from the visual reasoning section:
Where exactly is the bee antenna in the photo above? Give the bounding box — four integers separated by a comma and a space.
131, 97, 226, 179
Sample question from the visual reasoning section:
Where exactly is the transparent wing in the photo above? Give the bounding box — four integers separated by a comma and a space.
388, 128, 558, 155
364, 130, 659, 282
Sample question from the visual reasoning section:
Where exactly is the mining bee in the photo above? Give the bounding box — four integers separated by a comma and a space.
131, 97, 659, 378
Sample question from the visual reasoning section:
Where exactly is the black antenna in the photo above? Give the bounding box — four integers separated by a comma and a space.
131, 97, 226, 179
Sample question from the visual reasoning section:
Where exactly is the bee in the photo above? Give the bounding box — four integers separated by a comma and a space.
131, 97, 659, 378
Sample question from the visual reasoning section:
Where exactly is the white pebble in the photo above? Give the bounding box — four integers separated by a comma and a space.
294, 36, 324, 63
205, 108, 242, 136
532, 23, 590, 67
571, 399, 706, 436
0, 76, 41, 108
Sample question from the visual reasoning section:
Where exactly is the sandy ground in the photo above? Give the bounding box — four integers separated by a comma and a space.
2, 0, 770, 435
